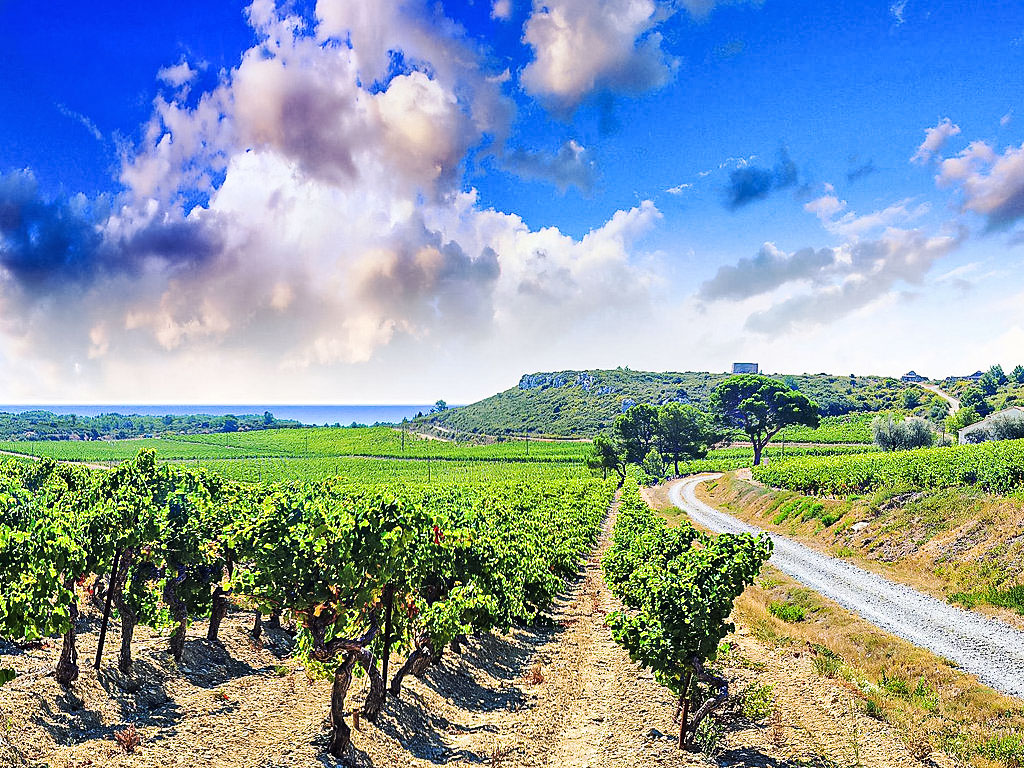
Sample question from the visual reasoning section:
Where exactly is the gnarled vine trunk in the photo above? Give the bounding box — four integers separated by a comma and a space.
207, 577, 229, 643
327, 652, 358, 758
389, 633, 439, 696
111, 550, 137, 674
164, 564, 188, 663
55, 581, 79, 688
681, 658, 728, 747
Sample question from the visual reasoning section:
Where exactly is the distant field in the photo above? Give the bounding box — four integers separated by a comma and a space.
0, 426, 586, 464
0, 424, 881, 484
776, 413, 879, 444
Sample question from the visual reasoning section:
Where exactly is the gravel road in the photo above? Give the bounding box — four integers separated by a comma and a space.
669, 475, 1024, 698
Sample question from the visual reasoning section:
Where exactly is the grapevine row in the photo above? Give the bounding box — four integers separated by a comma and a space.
602, 480, 771, 747
0, 450, 614, 757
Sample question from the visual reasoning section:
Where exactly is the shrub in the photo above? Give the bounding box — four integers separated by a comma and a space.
872, 415, 935, 452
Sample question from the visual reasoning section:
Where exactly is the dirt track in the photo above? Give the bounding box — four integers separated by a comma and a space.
670, 475, 1024, 698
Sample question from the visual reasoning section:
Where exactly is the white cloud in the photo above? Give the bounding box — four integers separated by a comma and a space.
491, 0, 512, 20
911, 117, 961, 164
937, 140, 1024, 229
0, 0, 663, 399
56, 104, 103, 141
1001, 111, 1013, 127
890, 0, 908, 25
520, 0, 677, 112
157, 60, 200, 88
666, 183, 692, 194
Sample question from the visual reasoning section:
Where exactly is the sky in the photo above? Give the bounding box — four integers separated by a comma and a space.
0, 0, 1023, 404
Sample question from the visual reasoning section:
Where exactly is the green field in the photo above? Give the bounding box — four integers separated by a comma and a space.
0, 425, 878, 485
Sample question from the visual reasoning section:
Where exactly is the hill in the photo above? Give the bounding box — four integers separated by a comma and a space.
425, 369, 933, 437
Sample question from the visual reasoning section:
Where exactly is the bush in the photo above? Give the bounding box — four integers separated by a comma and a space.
872, 416, 935, 452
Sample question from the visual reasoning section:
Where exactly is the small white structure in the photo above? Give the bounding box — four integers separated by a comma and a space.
732, 362, 759, 374
958, 406, 1024, 444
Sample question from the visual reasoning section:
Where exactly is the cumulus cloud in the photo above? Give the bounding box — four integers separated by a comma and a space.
724, 147, 798, 209
911, 117, 961, 164
0, 0, 662, 391
937, 140, 1024, 230
520, 0, 677, 113
804, 187, 847, 221
503, 139, 597, 194
744, 229, 961, 332
491, 0, 512, 20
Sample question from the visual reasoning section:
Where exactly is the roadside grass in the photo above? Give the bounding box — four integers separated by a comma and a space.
949, 585, 1024, 616
691, 472, 1024, 634
735, 566, 1024, 768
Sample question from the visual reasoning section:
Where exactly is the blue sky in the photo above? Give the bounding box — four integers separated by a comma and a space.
0, 0, 1023, 402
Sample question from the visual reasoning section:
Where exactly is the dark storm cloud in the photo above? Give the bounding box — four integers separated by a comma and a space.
0, 170, 223, 293
724, 147, 798, 209
698, 244, 836, 300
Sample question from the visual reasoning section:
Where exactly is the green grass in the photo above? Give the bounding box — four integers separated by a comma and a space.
768, 601, 807, 622
949, 584, 1024, 615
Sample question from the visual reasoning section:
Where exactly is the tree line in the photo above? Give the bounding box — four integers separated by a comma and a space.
588, 374, 820, 480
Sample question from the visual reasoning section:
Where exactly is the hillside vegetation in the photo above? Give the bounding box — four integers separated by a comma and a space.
427, 369, 935, 437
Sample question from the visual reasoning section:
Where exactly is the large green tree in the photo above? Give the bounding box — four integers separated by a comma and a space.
657, 403, 718, 475
614, 404, 661, 465
587, 434, 627, 482
710, 375, 819, 466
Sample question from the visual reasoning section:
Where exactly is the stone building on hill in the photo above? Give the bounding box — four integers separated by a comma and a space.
732, 363, 759, 374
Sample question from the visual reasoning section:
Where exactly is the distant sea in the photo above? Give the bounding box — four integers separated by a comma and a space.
0, 405, 440, 427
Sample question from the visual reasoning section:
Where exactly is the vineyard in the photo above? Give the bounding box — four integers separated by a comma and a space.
602, 480, 771, 746
0, 450, 614, 758
752, 438, 1024, 495
775, 413, 878, 444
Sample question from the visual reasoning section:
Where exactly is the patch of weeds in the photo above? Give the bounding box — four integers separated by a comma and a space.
879, 670, 909, 697
750, 618, 791, 648
694, 716, 724, 758
835, 546, 855, 558
758, 575, 782, 590
769, 601, 806, 623
811, 646, 844, 679
862, 697, 885, 720
910, 678, 939, 713
740, 683, 775, 720
977, 733, 1024, 766
273, 664, 291, 677
950, 584, 1024, 616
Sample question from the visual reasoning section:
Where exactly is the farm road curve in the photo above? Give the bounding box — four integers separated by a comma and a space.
669, 475, 1024, 699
